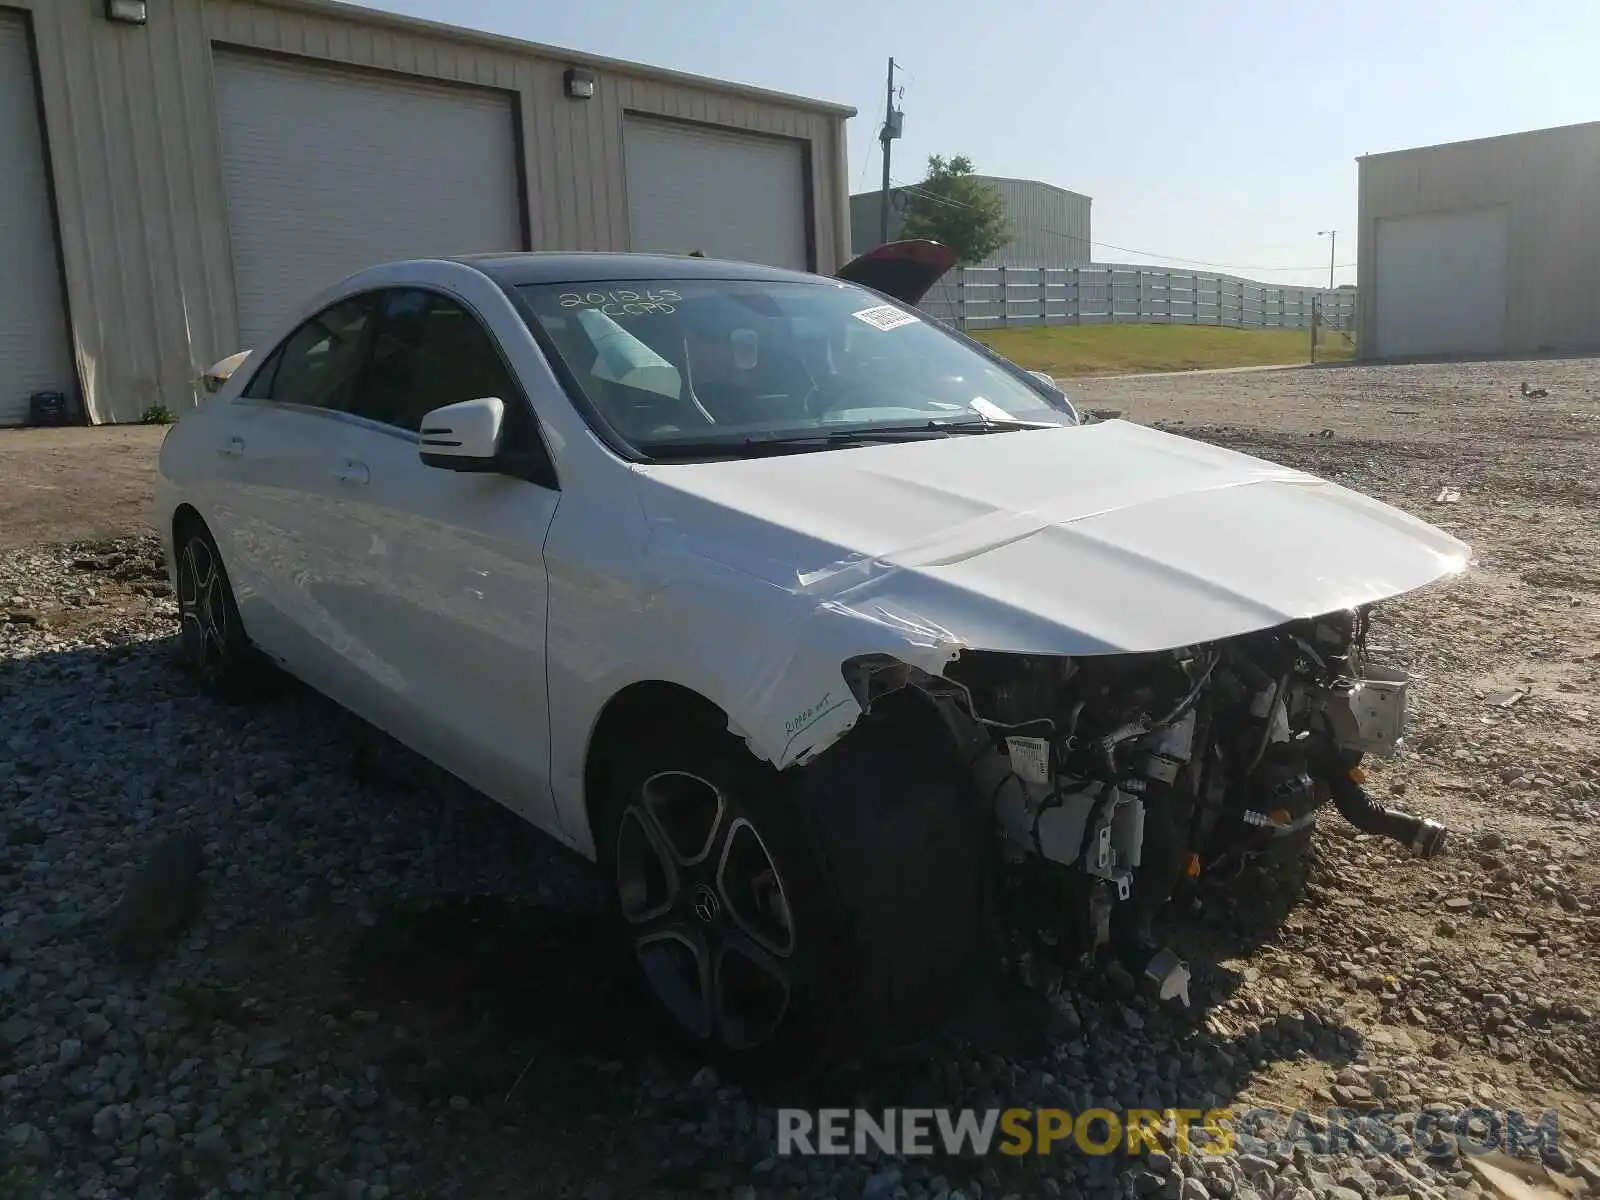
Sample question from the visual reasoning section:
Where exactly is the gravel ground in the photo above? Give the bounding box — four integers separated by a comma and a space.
3, 359, 1599, 1199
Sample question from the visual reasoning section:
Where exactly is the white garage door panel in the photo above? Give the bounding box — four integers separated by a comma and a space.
625, 119, 808, 271
215, 53, 522, 347
1375, 208, 1508, 358
0, 14, 74, 427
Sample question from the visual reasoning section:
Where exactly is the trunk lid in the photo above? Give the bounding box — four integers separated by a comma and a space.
833, 239, 958, 305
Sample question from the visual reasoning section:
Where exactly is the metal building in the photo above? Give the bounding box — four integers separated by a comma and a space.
1358, 121, 1600, 360
851, 175, 1093, 267
0, 0, 853, 425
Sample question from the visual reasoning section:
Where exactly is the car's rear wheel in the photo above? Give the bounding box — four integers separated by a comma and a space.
598, 692, 988, 1073
174, 519, 266, 701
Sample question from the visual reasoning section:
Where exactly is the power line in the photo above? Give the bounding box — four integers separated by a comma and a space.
896, 179, 1353, 273
888, 178, 1355, 276
856, 126, 880, 192
1094, 244, 1359, 274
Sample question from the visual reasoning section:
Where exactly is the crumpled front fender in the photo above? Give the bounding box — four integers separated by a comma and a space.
634, 520, 964, 769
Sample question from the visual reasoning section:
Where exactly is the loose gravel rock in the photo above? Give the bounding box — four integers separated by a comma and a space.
3, 359, 1599, 1198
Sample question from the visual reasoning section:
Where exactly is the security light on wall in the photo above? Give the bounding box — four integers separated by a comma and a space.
104, 0, 148, 23
564, 68, 596, 100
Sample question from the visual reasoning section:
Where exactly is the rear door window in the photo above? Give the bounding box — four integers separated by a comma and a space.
242, 295, 376, 410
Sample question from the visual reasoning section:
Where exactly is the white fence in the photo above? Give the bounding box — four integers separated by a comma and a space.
920, 264, 1358, 333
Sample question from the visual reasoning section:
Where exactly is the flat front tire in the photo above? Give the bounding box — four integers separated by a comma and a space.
613, 765, 802, 1053
598, 693, 988, 1072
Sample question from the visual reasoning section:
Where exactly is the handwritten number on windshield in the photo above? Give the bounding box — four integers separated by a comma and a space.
559, 289, 682, 316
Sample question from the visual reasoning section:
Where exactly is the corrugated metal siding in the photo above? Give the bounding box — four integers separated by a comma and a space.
850, 191, 889, 255
850, 176, 1092, 266
1357, 122, 1600, 357
8, 0, 850, 423
15, 0, 239, 422
212, 50, 524, 344
971, 177, 1091, 268
204, 0, 849, 265
622, 118, 809, 269
0, 10, 75, 426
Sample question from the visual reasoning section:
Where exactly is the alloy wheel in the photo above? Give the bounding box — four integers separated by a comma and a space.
177, 534, 230, 681
615, 771, 797, 1050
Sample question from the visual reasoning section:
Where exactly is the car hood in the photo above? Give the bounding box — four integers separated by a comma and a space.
631, 420, 1470, 656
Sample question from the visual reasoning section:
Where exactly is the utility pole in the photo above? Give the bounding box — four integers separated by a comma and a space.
1315, 229, 1337, 359
1318, 229, 1337, 289
878, 57, 902, 246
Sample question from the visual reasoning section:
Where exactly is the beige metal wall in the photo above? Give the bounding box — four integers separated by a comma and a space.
1357, 121, 1600, 358
6, 0, 853, 423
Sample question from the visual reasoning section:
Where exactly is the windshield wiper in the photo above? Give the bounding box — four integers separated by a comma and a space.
643, 427, 950, 460
642, 418, 1061, 461
919, 417, 1061, 433
770, 417, 1057, 442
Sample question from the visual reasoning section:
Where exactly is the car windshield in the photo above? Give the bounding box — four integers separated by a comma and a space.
515, 278, 1078, 458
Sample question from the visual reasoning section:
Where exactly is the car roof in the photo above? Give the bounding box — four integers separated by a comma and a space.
450, 251, 832, 288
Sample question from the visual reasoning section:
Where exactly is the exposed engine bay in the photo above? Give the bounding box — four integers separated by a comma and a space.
845, 605, 1449, 1007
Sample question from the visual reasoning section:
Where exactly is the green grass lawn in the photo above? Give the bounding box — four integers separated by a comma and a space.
973, 324, 1356, 378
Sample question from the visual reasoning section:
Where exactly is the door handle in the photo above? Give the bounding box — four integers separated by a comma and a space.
336, 459, 370, 486
219, 435, 245, 459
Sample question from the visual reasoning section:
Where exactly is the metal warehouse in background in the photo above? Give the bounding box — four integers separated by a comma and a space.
0, 0, 853, 426
1358, 120, 1600, 360
851, 176, 1093, 267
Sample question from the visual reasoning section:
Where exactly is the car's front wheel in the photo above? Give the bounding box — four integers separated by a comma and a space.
599, 693, 988, 1072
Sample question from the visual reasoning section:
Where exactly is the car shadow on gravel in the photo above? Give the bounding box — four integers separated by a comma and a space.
329, 832, 1365, 1135
342, 894, 699, 1114
7, 625, 1371, 1197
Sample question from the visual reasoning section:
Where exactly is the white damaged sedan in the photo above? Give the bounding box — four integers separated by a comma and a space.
156, 244, 1469, 1066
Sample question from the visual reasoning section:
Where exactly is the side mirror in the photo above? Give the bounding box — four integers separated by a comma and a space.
419, 397, 505, 472
1027, 370, 1059, 389
203, 349, 252, 394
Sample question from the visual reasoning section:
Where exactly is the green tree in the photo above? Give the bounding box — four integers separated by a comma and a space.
898, 155, 1010, 264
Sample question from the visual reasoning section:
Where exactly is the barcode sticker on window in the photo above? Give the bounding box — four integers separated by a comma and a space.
1005, 736, 1051, 785
851, 305, 920, 331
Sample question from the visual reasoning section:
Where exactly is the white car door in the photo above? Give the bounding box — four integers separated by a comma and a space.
215, 294, 385, 694
311, 285, 561, 831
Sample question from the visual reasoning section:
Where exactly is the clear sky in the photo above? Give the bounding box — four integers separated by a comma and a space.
354, 0, 1598, 287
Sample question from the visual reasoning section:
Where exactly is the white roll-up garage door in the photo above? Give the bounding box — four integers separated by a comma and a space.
624, 118, 809, 271
1374, 207, 1509, 358
214, 52, 523, 348
0, 13, 74, 427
